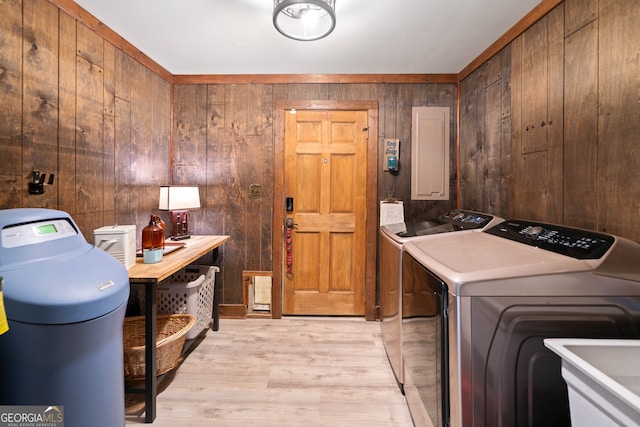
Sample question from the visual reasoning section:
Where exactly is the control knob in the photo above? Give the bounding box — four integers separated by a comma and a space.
526, 226, 545, 238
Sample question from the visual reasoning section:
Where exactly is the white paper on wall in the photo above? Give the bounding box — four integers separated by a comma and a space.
380, 201, 404, 226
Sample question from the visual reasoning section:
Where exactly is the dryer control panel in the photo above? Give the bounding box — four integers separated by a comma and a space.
485, 220, 614, 259
441, 210, 496, 229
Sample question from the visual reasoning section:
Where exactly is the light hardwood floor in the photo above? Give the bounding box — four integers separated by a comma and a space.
125, 317, 414, 426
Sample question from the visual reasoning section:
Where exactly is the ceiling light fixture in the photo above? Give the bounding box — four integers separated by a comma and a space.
273, 0, 336, 41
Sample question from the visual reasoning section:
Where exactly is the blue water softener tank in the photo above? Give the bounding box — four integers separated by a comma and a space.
0, 208, 130, 427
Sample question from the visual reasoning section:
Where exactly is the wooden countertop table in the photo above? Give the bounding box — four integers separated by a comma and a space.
128, 235, 230, 423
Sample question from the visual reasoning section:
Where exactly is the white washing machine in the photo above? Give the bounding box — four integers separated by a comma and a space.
402, 219, 640, 427
378, 210, 503, 392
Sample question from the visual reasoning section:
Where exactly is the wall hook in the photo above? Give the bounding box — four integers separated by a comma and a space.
28, 170, 55, 195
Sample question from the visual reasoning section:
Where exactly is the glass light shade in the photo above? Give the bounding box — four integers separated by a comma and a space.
273, 0, 336, 41
158, 186, 201, 210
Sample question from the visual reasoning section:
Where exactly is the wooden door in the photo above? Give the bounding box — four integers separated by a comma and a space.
283, 110, 368, 315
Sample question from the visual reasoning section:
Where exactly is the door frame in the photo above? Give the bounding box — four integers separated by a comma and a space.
272, 100, 379, 320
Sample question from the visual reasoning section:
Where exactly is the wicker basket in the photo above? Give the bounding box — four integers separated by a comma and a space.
123, 314, 196, 379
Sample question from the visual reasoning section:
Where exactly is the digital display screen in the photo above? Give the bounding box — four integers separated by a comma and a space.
35, 223, 58, 235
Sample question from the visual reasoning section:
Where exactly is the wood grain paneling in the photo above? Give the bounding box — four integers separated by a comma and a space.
460, 67, 482, 210
508, 5, 564, 222
546, 5, 565, 224
114, 97, 132, 223
58, 11, 77, 214
394, 84, 413, 212
484, 79, 502, 213
0, 0, 170, 243
564, 0, 598, 36
190, 85, 455, 311
22, 0, 59, 209
4, 1, 457, 317
459, 49, 511, 216
115, 48, 132, 101
564, 20, 598, 230
128, 62, 170, 235
372, 83, 457, 222
245, 85, 274, 276
48, 0, 172, 82
173, 84, 207, 185
0, 0, 24, 207
220, 84, 249, 305
151, 72, 171, 181
499, 46, 512, 217
377, 85, 399, 202
113, 49, 135, 227
509, 35, 523, 219
461, 0, 640, 244
598, 0, 640, 239
520, 18, 549, 155
76, 18, 103, 68
75, 55, 104, 216
4, 0, 640, 318
102, 45, 116, 224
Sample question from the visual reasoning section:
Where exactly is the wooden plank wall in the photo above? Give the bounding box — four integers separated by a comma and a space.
460, 0, 640, 242
3, 0, 638, 310
597, 0, 640, 239
459, 46, 512, 215
0, 0, 456, 308
0, 0, 171, 243
174, 83, 457, 305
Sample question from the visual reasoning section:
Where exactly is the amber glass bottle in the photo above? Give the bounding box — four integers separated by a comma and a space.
152, 215, 166, 248
142, 216, 163, 250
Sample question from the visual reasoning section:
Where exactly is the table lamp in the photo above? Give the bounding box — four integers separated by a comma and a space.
159, 186, 201, 240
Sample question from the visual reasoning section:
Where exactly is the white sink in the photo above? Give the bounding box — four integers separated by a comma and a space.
544, 338, 640, 427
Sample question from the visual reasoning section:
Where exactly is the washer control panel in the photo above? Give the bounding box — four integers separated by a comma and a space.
441, 210, 496, 229
485, 220, 614, 259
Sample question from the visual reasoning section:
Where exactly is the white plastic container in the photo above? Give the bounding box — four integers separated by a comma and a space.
544, 338, 640, 427
93, 225, 136, 269
138, 265, 218, 340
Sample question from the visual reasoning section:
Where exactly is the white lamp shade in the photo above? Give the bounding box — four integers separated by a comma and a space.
159, 186, 201, 210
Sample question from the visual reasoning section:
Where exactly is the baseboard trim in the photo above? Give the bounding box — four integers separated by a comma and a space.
220, 304, 247, 319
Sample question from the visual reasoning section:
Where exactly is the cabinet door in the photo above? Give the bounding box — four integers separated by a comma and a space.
411, 107, 450, 200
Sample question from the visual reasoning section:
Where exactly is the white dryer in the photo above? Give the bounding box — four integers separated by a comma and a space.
402, 219, 640, 427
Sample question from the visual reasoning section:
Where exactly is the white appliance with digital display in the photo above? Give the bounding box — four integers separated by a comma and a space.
0, 208, 130, 427
1, 218, 78, 248
379, 209, 503, 393
402, 219, 640, 426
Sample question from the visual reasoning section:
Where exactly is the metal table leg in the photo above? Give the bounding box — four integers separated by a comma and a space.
211, 248, 221, 331
144, 283, 157, 423
212, 269, 219, 331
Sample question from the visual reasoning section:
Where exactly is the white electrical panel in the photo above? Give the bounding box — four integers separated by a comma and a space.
411, 107, 450, 200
